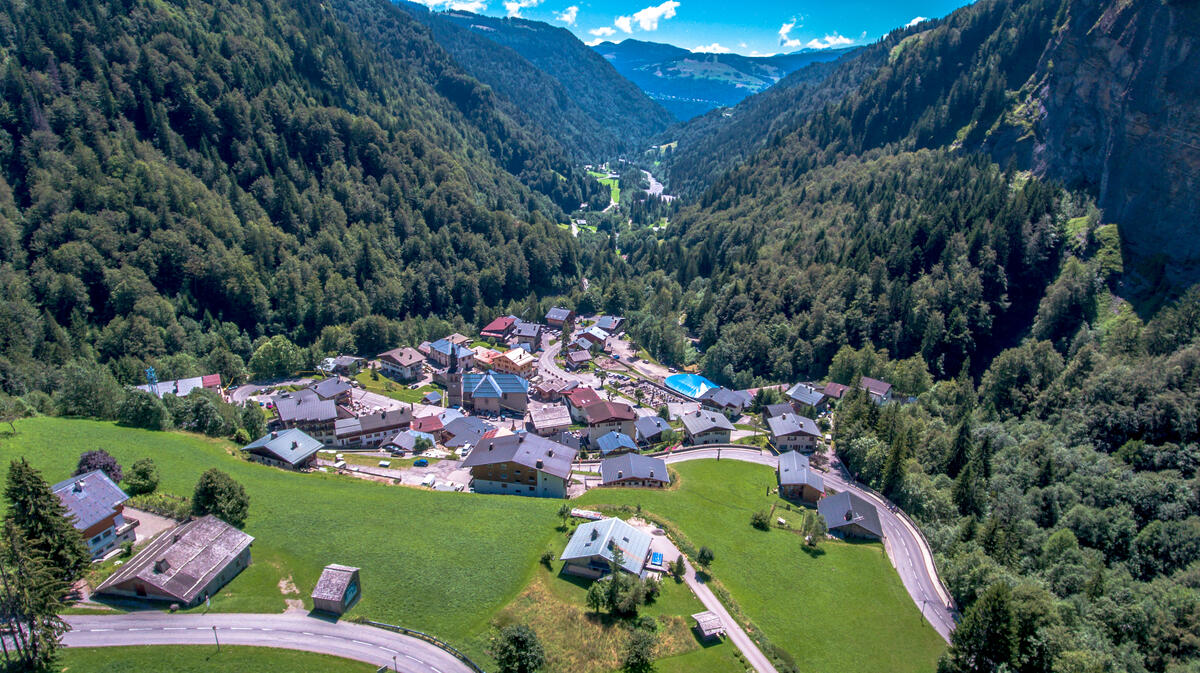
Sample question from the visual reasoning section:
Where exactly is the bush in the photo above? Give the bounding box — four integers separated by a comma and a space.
117, 389, 172, 430
120, 541, 134, 558
697, 546, 714, 567
751, 510, 771, 531
127, 492, 191, 520
192, 469, 250, 527
124, 458, 159, 496
540, 551, 553, 568
233, 427, 251, 445
75, 450, 123, 483
490, 624, 545, 673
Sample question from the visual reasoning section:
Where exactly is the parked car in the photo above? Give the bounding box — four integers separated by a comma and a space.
413, 458, 429, 467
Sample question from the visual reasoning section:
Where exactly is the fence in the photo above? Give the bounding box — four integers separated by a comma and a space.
361, 620, 487, 673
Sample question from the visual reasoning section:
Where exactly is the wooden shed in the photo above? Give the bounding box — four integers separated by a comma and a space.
311, 564, 361, 615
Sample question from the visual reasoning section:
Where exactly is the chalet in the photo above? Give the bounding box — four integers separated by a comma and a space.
241, 428, 322, 470
272, 390, 349, 443
596, 431, 637, 456
822, 382, 849, 401
320, 355, 364, 376
766, 413, 822, 452
447, 333, 472, 347
333, 407, 414, 447
564, 387, 603, 423
136, 373, 222, 399
461, 432, 577, 498
533, 379, 571, 402
818, 492, 883, 539
763, 403, 795, 421
545, 307, 576, 331
785, 382, 827, 414
511, 321, 544, 350
378, 347, 424, 381
777, 451, 824, 503
680, 409, 733, 446
634, 415, 671, 445
560, 517, 650, 578
493, 348, 537, 377
698, 387, 751, 414
579, 326, 609, 348
428, 338, 474, 370
52, 471, 137, 560
480, 315, 518, 342
859, 377, 893, 405
595, 315, 625, 335
311, 564, 361, 616
472, 346, 503, 370
565, 349, 592, 370
528, 404, 572, 437
570, 336, 601, 353
461, 372, 529, 414
600, 453, 669, 488
383, 429, 437, 455
584, 401, 637, 442
95, 515, 253, 607
310, 377, 352, 405
691, 612, 726, 641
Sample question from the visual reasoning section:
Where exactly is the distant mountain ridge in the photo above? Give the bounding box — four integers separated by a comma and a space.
593, 39, 854, 120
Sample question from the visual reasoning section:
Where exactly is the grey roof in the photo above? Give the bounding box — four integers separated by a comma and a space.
818, 491, 883, 538
767, 413, 821, 439
700, 387, 750, 410
785, 383, 825, 408
462, 372, 529, 399
546, 307, 573, 322
331, 355, 363, 368
274, 393, 339, 423
600, 453, 669, 485
336, 408, 413, 438
385, 429, 437, 452
135, 375, 218, 399
423, 391, 442, 404
596, 431, 637, 456
311, 377, 351, 400
560, 517, 651, 574
596, 316, 623, 332
777, 451, 824, 491
379, 347, 423, 367
242, 428, 323, 465
529, 405, 571, 431
442, 416, 495, 448
681, 409, 734, 436
512, 321, 543, 338
312, 564, 359, 602
566, 350, 592, 364
52, 470, 129, 532
96, 515, 254, 604
634, 416, 671, 442
764, 403, 795, 419
462, 432, 577, 480
580, 325, 609, 342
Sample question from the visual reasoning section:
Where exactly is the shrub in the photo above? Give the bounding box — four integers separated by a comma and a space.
123, 458, 160, 496
192, 469, 250, 527
74, 450, 123, 483
751, 510, 771, 530
697, 546, 714, 567
539, 551, 553, 568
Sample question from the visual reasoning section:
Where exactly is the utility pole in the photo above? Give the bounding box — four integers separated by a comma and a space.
212, 625, 220, 652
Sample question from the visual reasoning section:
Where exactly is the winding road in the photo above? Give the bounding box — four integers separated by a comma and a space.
538, 340, 600, 388
63, 613, 475, 673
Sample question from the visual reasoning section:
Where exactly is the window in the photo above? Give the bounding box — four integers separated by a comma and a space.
91, 535, 102, 545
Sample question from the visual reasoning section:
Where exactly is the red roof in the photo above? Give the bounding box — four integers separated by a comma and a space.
584, 401, 636, 424
411, 416, 443, 434
823, 382, 849, 399
565, 387, 602, 409
201, 374, 222, 388
480, 316, 516, 337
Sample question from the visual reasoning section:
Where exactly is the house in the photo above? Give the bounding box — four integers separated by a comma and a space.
480, 315, 518, 342
461, 372, 529, 414
859, 377, 893, 405
564, 387, 603, 423
310, 377, 352, 405
428, 338, 474, 371
95, 515, 253, 607
680, 409, 734, 445
600, 453, 669, 488
493, 348, 537, 377
785, 382, 827, 414
766, 413, 822, 452
822, 382, 849, 401
595, 315, 625, 335
241, 428, 323, 470
136, 373, 222, 399
378, 347, 424, 381
422, 391, 442, 405
333, 407, 414, 448
52, 471, 137, 559
511, 321, 544, 350
545, 307, 576, 331
560, 517, 651, 578
528, 404, 572, 437
532, 379, 570, 402
698, 387, 751, 414
691, 612, 726, 641
565, 350, 592, 370
634, 416, 671, 446
569, 336, 601, 353
472, 346, 503, 370
383, 429, 437, 455
579, 326, 609, 348
311, 564, 361, 616
320, 355, 364, 376
461, 432, 577, 498
411, 414, 446, 436
447, 333, 472, 347
777, 451, 824, 503
596, 431, 637, 456
584, 401, 637, 442
818, 492, 883, 539
272, 390, 349, 443
763, 403, 795, 420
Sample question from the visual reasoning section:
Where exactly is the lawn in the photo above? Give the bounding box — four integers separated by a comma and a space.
351, 371, 440, 404
57, 645, 372, 672
0, 418, 560, 663
577, 461, 945, 673
588, 170, 620, 204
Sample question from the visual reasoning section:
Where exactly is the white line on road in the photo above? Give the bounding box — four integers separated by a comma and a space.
302, 632, 314, 636
260, 628, 273, 631
230, 627, 252, 631
406, 654, 423, 663
89, 629, 113, 632
323, 635, 342, 640
128, 628, 151, 632
163, 627, 187, 631
352, 640, 372, 645
379, 647, 398, 654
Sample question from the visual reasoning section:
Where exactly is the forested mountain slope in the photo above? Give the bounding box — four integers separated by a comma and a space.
0, 0, 594, 393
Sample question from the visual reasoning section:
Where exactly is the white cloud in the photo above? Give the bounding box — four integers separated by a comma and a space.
410, 0, 488, 10
555, 5, 579, 24
749, 50, 777, 57
586, 37, 605, 46
906, 16, 928, 28
693, 43, 731, 53
778, 20, 802, 49
614, 15, 633, 33
805, 33, 854, 49
631, 0, 680, 31
739, 42, 748, 48
503, 0, 540, 18
588, 26, 616, 36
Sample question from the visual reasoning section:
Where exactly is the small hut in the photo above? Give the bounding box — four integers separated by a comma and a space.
691, 611, 726, 641
311, 564, 361, 615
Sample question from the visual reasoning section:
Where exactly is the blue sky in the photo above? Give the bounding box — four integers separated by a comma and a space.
408, 0, 972, 56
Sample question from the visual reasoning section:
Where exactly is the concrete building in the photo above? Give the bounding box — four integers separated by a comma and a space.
493, 348, 537, 377
560, 517, 650, 578
777, 451, 824, 503
461, 432, 577, 498
766, 413, 822, 452
584, 401, 637, 443
528, 404, 572, 437
311, 564, 361, 616
272, 389, 349, 444
52, 471, 138, 559
461, 372, 529, 414
545, 307, 576, 332
378, 347, 424, 381
680, 409, 734, 446
599, 453, 669, 488
333, 407, 414, 448
241, 428, 323, 470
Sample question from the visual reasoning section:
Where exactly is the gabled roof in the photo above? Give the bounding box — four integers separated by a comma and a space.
385, 429, 437, 452
242, 428, 323, 465
818, 491, 883, 538
600, 453, 669, 485
596, 431, 637, 456
560, 517, 650, 574
585, 401, 636, 424
480, 315, 517, 336
764, 403, 795, 419
822, 382, 850, 399
379, 347, 423, 367
634, 415, 671, 441
462, 432, 577, 480
699, 387, 750, 410
580, 326, 610, 343
767, 413, 821, 439
96, 515, 253, 604
52, 470, 129, 532
859, 377, 893, 397
310, 377, 351, 400
778, 451, 824, 491
529, 405, 571, 431
411, 415, 444, 434
463, 372, 529, 398
502, 348, 537, 368
312, 564, 359, 602
566, 350, 592, 364
565, 387, 602, 409
595, 316, 623, 332
785, 382, 825, 407
546, 307, 573, 322
274, 395, 340, 423
135, 374, 221, 399
430, 338, 473, 360
681, 409, 734, 436
512, 321, 543, 338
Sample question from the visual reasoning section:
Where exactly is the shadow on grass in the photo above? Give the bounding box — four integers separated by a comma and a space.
306, 610, 340, 623
798, 544, 826, 558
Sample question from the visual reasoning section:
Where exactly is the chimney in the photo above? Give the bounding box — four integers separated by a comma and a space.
291, 441, 299, 449
536, 459, 544, 469
73, 480, 86, 493
617, 470, 623, 478
154, 558, 170, 573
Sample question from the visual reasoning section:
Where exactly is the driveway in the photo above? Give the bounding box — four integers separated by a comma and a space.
538, 341, 600, 388
229, 378, 314, 405
62, 613, 474, 673
124, 508, 178, 544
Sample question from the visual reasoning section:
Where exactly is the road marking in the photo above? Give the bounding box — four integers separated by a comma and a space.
260, 628, 273, 631
431, 667, 442, 673
302, 632, 315, 636
163, 627, 187, 631
352, 640, 372, 645
379, 647, 398, 654
230, 627, 252, 630
128, 628, 151, 632
323, 635, 342, 640
406, 655, 423, 663
89, 629, 113, 632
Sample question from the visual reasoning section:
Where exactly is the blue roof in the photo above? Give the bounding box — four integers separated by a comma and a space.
52, 470, 129, 532
462, 372, 530, 398
665, 373, 720, 399
243, 428, 323, 465
430, 338, 472, 359
560, 517, 652, 574
596, 431, 637, 456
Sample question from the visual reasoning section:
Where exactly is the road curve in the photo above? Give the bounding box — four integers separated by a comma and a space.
62, 612, 475, 673
538, 340, 600, 388
579, 446, 957, 642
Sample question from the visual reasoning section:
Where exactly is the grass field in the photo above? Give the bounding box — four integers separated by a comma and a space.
588, 170, 620, 205
57, 646, 372, 672
0, 418, 558, 663
577, 461, 946, 673
351, 370, 441, 404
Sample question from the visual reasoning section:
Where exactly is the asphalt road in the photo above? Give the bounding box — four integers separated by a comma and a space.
538, 340, 600, 388
578, 445, 957, 642
62, 612, 475, 673
229, 378, 313, 405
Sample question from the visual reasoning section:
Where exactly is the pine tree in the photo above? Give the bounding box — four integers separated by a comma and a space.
952, 460, 985, 517
3, 459, 90, 583
0, 521, 71, 670
946, 419, 973, 478
937, 583, 1017, 673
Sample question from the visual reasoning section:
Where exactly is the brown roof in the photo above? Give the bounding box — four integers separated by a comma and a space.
565, 387, 602, 409
585, 401, 636, 424
379, 347, 423, 367
822, 382, 849, 399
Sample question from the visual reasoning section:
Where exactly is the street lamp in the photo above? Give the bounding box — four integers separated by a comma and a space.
212, 625, 220, 652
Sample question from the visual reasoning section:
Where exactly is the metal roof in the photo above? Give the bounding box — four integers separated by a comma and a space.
767, 413, 821, 439
274, 395, 339, 423
546, 307, 573, 322
463, 372, 529, 399
512, 321, 543, 338
777, 451, 824, 491
52, 470, 129, 532
310, 377, 351, 400
785, 382, 826, 407
560, 517, 650, 574
596, 316, 623, 332
596, 431, 637, 455
242, 428, 323, 465
135, 374, 219, 399
763, 403, 795, 419
699, 387, 750, 409
441, 416, 494, 448
680, 409, 734, 436
385, 429, 437, 452
600, 453, 669, 484
634, 415, 671, 441
462, 432, 577, 480
818, 491, 883, 538
430, 338, 473, 359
